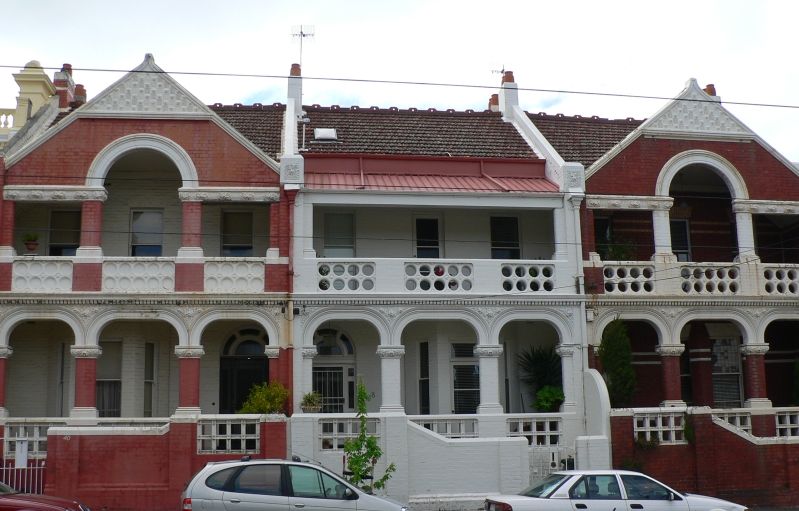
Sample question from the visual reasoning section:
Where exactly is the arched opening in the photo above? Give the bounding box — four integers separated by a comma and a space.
312, 327, 357, 413
219, 327, 269, 413
680, 321, 743, 407
668, 164, 736, 262
102, 149, 182, 257
498, 320, 561, 413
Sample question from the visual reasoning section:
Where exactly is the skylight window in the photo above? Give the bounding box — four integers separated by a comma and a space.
314, 128, 338, 140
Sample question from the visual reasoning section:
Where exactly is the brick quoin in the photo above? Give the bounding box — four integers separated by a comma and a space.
0, 200, 14, 246
71, 263, 102, 291
74, 358, 97, 408
181, 202, 202, 247
265, 263, 289, 292
178, 357, 201, 408
0, 263, 11, 291
175, 263, 204, 291
80, 201, 103, 246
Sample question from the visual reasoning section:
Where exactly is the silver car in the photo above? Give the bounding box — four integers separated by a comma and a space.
182, 458, 407, 511
485, 470, 747, 511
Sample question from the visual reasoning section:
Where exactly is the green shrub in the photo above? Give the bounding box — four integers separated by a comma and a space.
598, 319, 636, 407
518, 345, 562, 408
534, 385, 564, 412
238, 380, 290, 414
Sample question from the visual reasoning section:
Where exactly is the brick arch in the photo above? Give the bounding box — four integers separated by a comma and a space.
86, 133, 199, 188
655, 149, 749, 200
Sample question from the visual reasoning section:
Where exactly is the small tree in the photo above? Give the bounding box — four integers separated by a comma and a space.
343, 380, 396, 493
238, 381, 290, 414
518, 345, 562, 410
598, 319, 636, 407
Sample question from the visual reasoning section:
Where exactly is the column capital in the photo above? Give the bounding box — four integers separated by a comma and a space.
474, 345, 503, 358
71, 345, 102, 358
741, 343, 769, 356
174, 346, 205, 358
555, 344, 576, 357
377, 345, 405, 359
264, 346, 281, 359
0, 346, 13, 358
301, 346, 318, 359
656, 344, 685, 357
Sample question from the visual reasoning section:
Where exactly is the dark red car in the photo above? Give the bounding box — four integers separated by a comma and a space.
0, 482, 89, 511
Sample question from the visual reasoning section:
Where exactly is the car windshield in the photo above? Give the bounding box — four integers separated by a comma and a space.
519, 474, 568, 498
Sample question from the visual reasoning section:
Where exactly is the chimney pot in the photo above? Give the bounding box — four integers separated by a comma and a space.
62, 63, 72, 76
489, 94, 499, 112
501, 70, 515, 84
74, 84, 87, 106
290, 63, 301, 77
703, 83, 716, 96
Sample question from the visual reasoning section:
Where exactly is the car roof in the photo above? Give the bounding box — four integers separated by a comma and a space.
551, 470, 648, 476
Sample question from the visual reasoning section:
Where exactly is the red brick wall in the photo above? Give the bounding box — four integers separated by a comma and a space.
72, 263, 102, 291
46, 419, 288, 511
611, 412, 799, 507
175, 263, 205, 292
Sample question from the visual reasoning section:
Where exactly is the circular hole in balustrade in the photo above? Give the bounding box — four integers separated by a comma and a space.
694, 282, 703, 292
617, 268, 628, 278
362, 264, 375, 276
461, 266, 472, 276
717, 268, 728, 279
790, 283, 798, 294
605, 283, 615, 292
419, 265, 431, 276
728, 268, 738, 279
362, 279, 374, 291
644, 282, 653, 292
604, 267, 614, 278
333, 264, 345, 276
630, 267, 640, 278
529, 267, 539, 278
543, 280, 553, 292
789, 270, 797, 280
405, 265, 417, 276
462, 280, 472, 291
405, 279, 417, 291
693, 268, 703, 279
543, 267, 553, 277
434, 265, 445, 277
501, 266, 512, 277
618, 282, 628, 292
729, 282, 738, 293
319, 279, 330, 290
318, 265, 330, 276
333, 279, 345, 290
348, 279, 359, 290
434, 280, 445, 291
516, 281, 527, 291
764, 269, 774, 280
705, 269, 715, 279
420, 279, 431, 291
681, 268, 691, 279
682, 282, 691, 293
631, 282, 640, 292
531, 281, 541, 291
514, 266, 524, 277
448, 265, 459, 276
777, 282, 786, 293
777, 269, 786, 280
718, 282, 727, 292
448, 280, 459, 291
348, 264, 359, 276
503, 280, 513, 291
643, 267, 653, 278
705, 282, 715, 292
765, 282, 774, 294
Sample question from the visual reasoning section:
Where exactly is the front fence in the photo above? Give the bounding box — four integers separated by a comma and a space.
0, 458, 46, 494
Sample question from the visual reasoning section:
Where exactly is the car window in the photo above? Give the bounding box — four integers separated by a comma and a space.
289, 465, 348, 499
621, 475, 672, 500
520, 474, 569, 497
230, 464, 283, 495
569, 475, 622, 500
205, 467, 238, 490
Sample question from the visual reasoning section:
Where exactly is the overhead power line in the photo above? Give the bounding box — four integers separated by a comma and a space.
1, 64, 799, 111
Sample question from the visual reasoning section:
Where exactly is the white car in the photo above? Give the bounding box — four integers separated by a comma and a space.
485, 470, 746, 511
182, 457, 407, 511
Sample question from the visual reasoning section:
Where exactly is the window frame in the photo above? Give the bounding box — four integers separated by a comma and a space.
130, 209, 164, 257
490, 216, 521, 260
48, 209, 81, 256
414, 215, 442, 259
221, 210, 254, 257
323, 212, 355, 258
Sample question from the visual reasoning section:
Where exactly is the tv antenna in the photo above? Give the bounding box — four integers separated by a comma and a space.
491, 65, 506, 76
292, 25, 315, 67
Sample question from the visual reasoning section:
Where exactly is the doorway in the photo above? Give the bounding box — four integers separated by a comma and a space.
219, 328, 269, 413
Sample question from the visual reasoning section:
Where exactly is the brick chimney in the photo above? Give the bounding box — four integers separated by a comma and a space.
72, 84, 87, 108
288, 63, 302, 116
488, 94, 499, 112
53, 63, 76, 109
498, 70, 518, 117
703, 83, 717, 96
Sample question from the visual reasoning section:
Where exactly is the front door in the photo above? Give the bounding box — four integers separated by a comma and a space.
220, 356, 268, 413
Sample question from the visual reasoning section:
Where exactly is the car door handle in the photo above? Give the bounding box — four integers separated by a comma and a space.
229, 499, 241, 504
631, 505, 643, 509
575, 504, 587, 509
294, 504, 305, 508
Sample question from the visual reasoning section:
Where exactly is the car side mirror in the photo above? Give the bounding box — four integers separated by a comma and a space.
670, 492, 682, 501
344, 488, 357, 500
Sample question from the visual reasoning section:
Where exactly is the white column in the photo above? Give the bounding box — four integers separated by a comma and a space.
556, 344, 578, 413
297, 346, 317, 412
378, 345, 405, 414
553, 206, 568, 260
734, 209, 758, 262
475, 345, 504, 414
652, 208, 675, 260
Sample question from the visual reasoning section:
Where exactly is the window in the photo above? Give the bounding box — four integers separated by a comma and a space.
490, 217, 520, 259
323, 213, 354, 257
711, 338, 742, 408
144, 342, 155, 417
222, 211, 254, 256
96, 341, 122, 417
569, 475, 623, 500
49, 210, 80, 256
451, 343, 479, 414
670, 219, 691, 262
288, 465, 346, 499
232, 464, 283, 495
594, 216, 612, 259
205, 467, 238, 490
620, 474, 675, 500
131, 210, 163, 256
415, 217, 441, 258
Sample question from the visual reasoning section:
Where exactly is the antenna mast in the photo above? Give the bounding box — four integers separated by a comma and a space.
292, 25, 315, 67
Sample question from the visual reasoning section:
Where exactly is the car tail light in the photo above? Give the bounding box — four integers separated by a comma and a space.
182, 498, 192, 511
486, 501, 512, 511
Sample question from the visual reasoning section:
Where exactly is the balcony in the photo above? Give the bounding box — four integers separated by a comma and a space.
295, 257, 572, 295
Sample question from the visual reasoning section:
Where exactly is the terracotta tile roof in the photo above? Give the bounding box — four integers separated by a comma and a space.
527, 112, 643, 167
304, 172, 557, 193
300, 105, 538, 159
211, 103, 286, 159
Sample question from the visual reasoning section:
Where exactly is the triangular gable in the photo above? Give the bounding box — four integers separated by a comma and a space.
586, 78, 798, 178
641, 78, 752, 137
80, 53, 211, 117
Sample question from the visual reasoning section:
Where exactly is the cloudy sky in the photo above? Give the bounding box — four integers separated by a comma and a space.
3, 0, 798, 160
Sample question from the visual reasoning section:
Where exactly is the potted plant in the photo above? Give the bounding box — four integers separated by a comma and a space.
23, 233, 39, 253
300, 390, 322, 413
